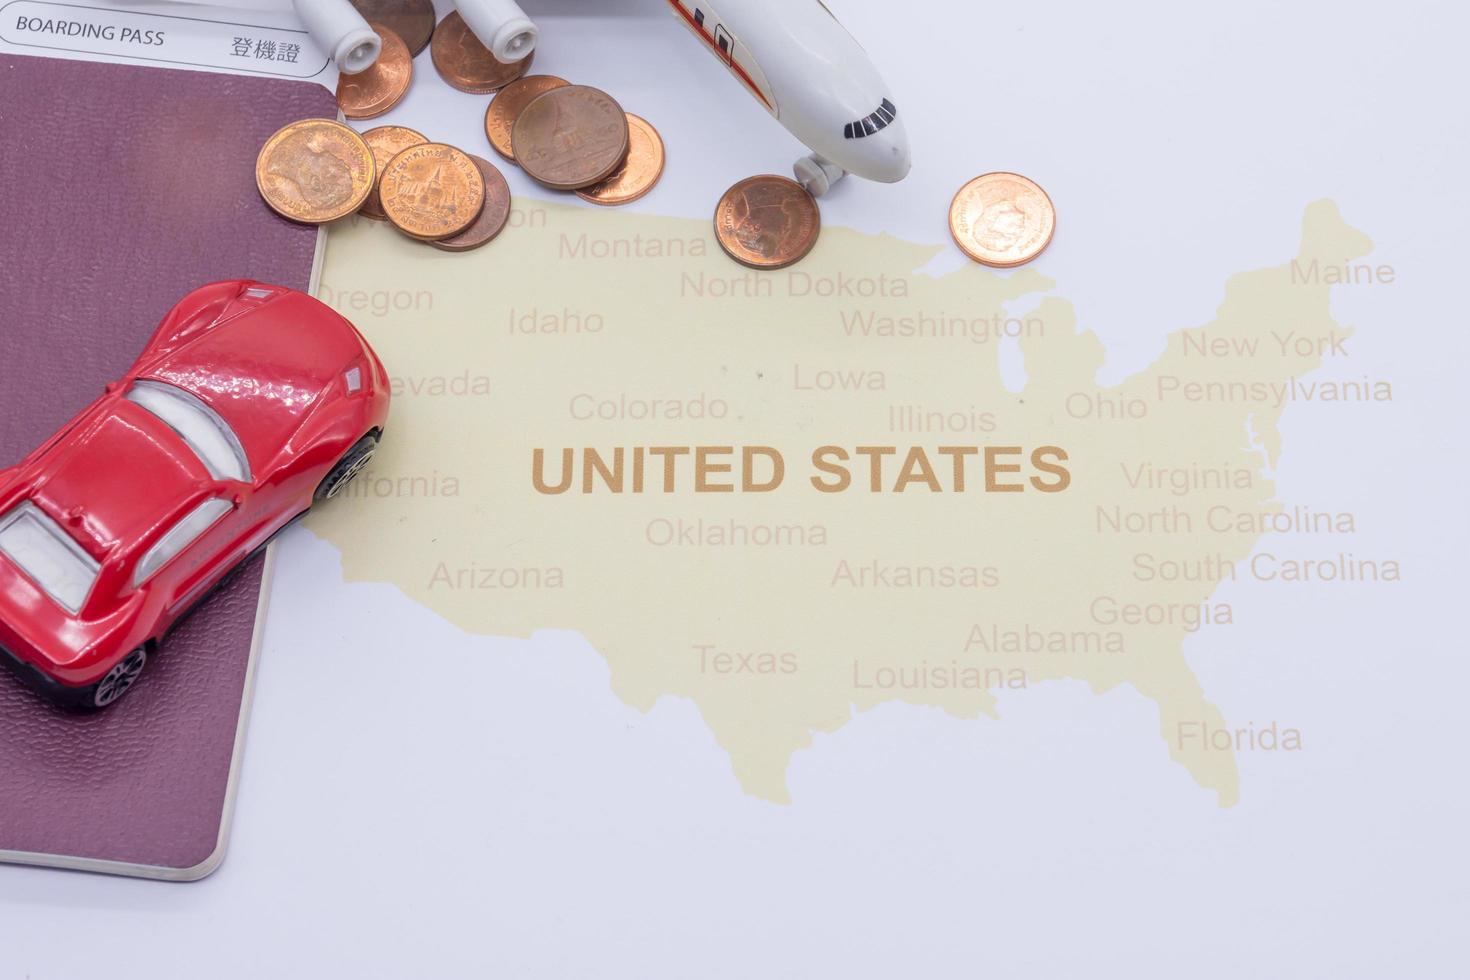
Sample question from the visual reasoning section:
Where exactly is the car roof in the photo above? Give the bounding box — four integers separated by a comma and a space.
137, 290, 364, 477
27, 399, 213, 563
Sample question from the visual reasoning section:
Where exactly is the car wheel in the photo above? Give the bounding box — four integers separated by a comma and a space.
315, 434, 379, 501
92, 647, 147, 709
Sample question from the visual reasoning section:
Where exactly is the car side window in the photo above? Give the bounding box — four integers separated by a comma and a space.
131, 498, 233, 588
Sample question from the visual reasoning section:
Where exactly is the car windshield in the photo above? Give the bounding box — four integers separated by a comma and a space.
125, 380, 251, 482
0, 502, 100, 613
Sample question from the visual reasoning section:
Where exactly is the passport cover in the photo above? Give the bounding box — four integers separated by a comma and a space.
0, 53, 336, 879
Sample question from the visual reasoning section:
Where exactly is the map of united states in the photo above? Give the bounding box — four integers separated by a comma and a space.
310, 198, 1376, 806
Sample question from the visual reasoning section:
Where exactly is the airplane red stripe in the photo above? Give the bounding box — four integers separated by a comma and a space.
664, 0, 775, 111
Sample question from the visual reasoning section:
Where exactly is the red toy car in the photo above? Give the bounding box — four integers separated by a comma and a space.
0, 281, 389, 708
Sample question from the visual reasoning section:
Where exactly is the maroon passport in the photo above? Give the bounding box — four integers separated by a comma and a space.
0, 54, 335, 879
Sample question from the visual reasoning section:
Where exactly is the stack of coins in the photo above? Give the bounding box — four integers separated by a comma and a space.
256, 118, 513, 252
260, 10, 530, 254
487, 76, 666, 206
292, 11, 664, 253
377, 142, 488, 244
271, 10, 1062, 272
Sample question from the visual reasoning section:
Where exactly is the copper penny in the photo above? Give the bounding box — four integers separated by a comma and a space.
511, 85, 629, 190
484, 74, 569, 161
949, 172, 1056, 268
713, 175, 820, 270
359, 125, 428, 220
379, 143, 485, 240
430, 11, 533, 94
431, 155, 512, 252
336, 23, 412, 120
349, 0, 435, 57
576, 114, 664, 206
256, 118, 375, 224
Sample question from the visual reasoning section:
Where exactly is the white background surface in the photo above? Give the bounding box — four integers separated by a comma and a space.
2, 1, 1467, 976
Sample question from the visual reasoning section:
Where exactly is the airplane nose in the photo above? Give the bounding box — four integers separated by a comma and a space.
806, 110, 912, 188
869, 125, 912, 183
885, 136, 913, 182
845, 116, 911, 184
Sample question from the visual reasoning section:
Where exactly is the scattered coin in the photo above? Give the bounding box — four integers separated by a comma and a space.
431, 155, 512, 252
576, 113, 664, 206
512, 85, 630, 190
380, 143, 486, 240
256, 118, 376, 224
948, 172, 1055, 268
431, 11, 533, 94
714, 175, 820, 269
336, 23, 413, 120
359, 125, 428, 220
349, 0, 436, 57
484, 74, 570, 161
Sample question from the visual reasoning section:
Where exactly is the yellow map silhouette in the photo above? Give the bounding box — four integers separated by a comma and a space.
310, 199, 1375, 806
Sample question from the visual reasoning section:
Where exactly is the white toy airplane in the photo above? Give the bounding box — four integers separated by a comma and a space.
293, 0, 911, 196
657, 0, 911, 195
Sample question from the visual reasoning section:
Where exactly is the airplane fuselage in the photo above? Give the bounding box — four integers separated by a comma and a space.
664, 0, 911, 190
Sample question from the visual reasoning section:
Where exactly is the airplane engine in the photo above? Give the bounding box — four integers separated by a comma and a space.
454, 0, 539, 63
290, 0, 379, 73
284, 0, 536, 71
